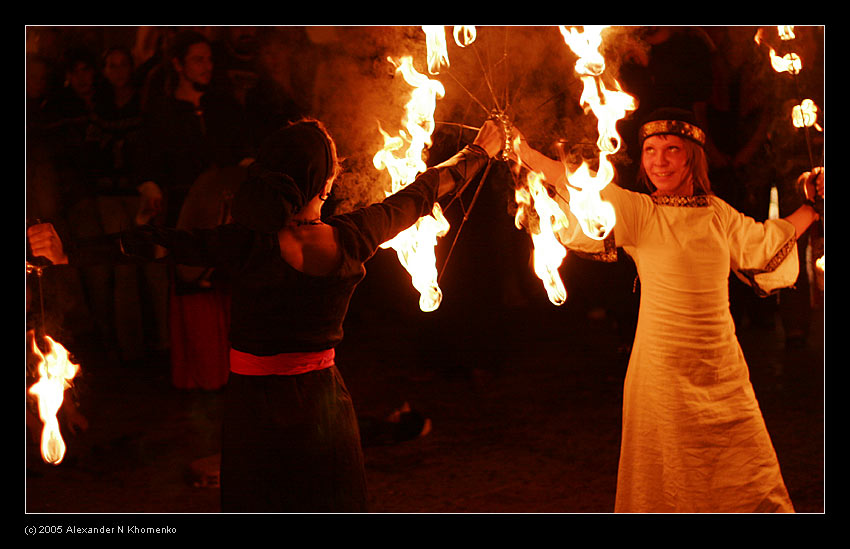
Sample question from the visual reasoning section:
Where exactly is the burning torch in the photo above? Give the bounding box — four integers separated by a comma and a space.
755, 26, 824, 270
26, 219, 82, 465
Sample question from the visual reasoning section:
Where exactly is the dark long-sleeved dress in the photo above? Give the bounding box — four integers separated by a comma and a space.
109, 161, 469, 512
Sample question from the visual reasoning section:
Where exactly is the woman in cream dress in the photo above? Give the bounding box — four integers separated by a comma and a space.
514, 108, 823, 513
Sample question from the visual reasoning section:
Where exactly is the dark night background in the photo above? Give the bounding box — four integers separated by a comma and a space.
25, 26, 825, 524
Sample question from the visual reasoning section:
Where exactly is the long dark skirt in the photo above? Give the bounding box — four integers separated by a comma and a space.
220, 366, 367, 512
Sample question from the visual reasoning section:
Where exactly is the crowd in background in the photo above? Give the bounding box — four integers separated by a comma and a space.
25, 26, 824, 393
26, 27, 315, 389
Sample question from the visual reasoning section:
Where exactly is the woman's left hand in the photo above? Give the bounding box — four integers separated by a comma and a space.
798, 167, 824, 202
27, 223, 68, 265
814, 167, 824, 199
473, 119, 506, 158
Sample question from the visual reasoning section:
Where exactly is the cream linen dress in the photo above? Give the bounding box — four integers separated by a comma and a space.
557, 183, 798, 513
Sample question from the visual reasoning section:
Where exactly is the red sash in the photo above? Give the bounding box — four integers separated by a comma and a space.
229, 347, 335, 376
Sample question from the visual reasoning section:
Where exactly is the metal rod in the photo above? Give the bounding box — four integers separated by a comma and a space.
471, 37, 502, 112
438, 159, 495, 284
436, 121, 481, 132
443, 69, 492, 116
791, 72, 818, 172
26, 218, 48, 347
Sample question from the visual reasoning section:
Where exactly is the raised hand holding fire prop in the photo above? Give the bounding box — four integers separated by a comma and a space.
755, 26, 824, 271
755, 26, 822, 173
376, 27, 640, 308
375, 26, 513, 311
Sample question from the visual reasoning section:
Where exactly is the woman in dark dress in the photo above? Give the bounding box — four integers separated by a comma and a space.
29, 117, 504, 512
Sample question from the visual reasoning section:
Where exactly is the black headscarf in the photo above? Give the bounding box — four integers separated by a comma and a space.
231, 120, 335, 233
638, 107, 706, 148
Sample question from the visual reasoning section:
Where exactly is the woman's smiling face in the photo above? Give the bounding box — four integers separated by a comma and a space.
641, 134, 693, 196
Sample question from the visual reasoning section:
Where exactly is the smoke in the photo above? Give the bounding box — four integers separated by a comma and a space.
303, 27, 427, 212
266, 26, 651, 212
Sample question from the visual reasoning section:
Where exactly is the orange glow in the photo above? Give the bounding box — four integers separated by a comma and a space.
778, 26, 796, 41
792, 99, 823, 131
559, 25, 607, 76
559, 26, 634, 241
754, 28, 802, 74
453, 26, 477, 48
514, 169, 569, 305
373, 56, 450, 312
422, 26, 450, 74
27, 331, 79, 465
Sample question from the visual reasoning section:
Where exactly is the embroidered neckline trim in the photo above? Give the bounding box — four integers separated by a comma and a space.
651, 194, 711, 207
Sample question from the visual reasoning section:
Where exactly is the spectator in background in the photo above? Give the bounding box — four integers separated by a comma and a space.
135, 30, 253, 229
50, 47, 119, 351
133, 30, 253, 387
27, 52, 94, 347
770, 98, 825, 349
244, 28, 311, 147
699, 27, 778, 332
211, 26, 262, 108
84, 45, 170, 363
27, 53, 62, 219
135, 27, 217, 111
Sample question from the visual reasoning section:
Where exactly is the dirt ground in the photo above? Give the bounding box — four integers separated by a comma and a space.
24, 260, 825, 525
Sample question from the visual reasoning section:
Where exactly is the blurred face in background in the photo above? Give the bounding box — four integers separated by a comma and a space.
174, 41, 213, 91
67, 60, 95, 98
103, 49, 134, 89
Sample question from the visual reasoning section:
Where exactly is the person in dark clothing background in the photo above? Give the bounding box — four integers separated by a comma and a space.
134, 30, 254, 229
28, 117, 505, 512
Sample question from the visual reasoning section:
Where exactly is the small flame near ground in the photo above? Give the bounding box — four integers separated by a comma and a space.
27, 330, 79, 465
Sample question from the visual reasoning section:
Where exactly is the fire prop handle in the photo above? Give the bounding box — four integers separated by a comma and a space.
27, 222, 82, 465
26, 218, 49, 344
438, 109, 516, 283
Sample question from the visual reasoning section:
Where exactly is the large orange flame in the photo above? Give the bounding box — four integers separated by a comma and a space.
27, 331, 79, 465
559, 26, 635, 241
422, 26, 450, 75
514, 169, 570, 305
373, 56, 450, 312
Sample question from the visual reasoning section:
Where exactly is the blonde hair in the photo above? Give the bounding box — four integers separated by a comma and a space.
638, 135, 712, 195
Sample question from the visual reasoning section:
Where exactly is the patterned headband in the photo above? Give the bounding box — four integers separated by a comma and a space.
639, 119, 706, 147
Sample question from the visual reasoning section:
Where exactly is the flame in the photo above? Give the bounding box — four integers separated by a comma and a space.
514, 169, 570, 305
27, 331, 79, 465
778, 26, 796, 41
373, 56, 450, 312
754, 28, 802, 74
422, 26, 450, 74
792, 99, 823, 131
559, 25, 607, 76
559, 26, 634, 241
566, 158, 618, 240
453, 26, 477, 48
